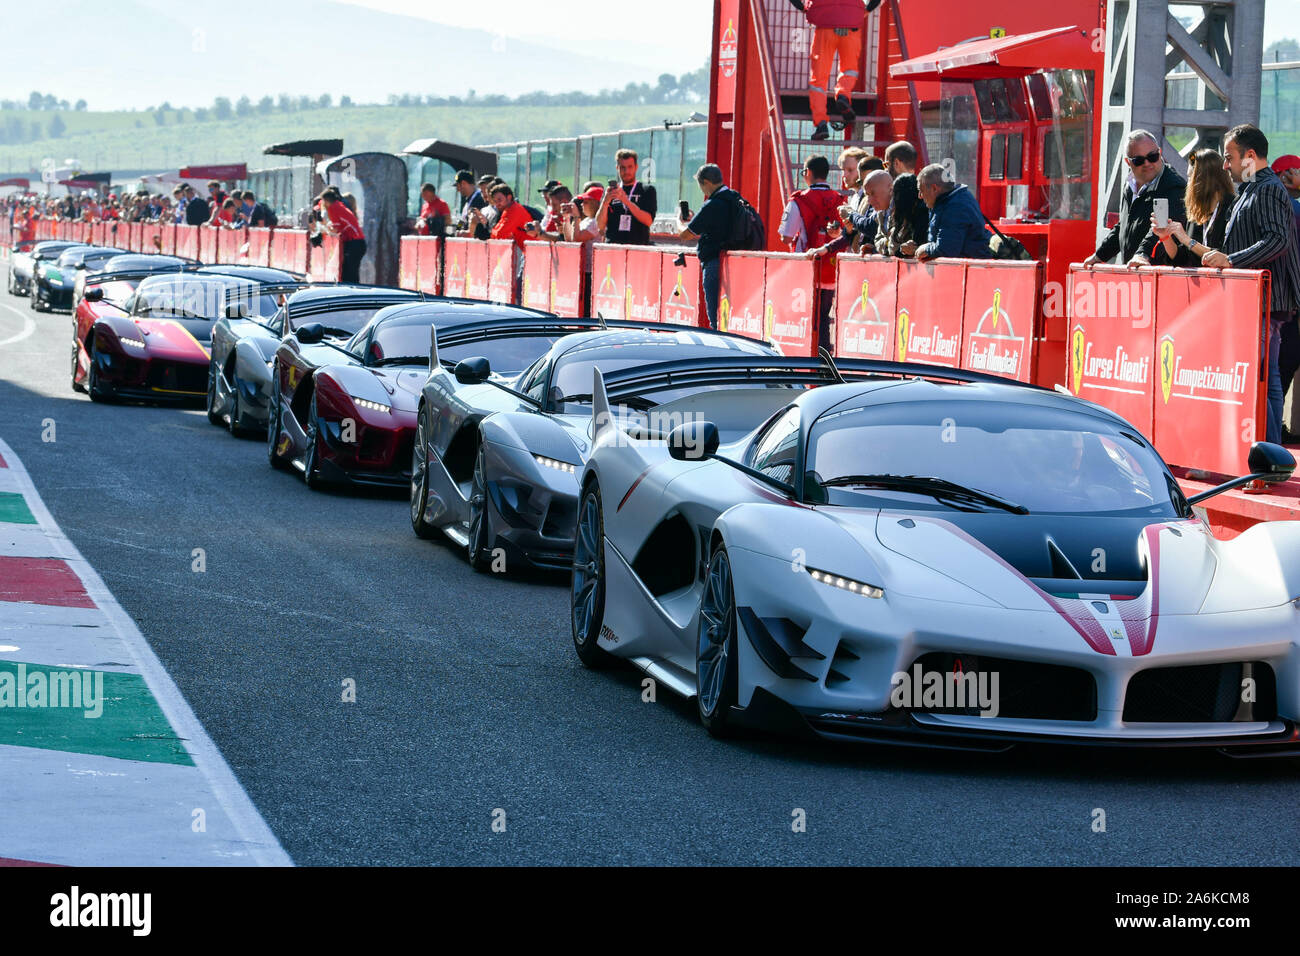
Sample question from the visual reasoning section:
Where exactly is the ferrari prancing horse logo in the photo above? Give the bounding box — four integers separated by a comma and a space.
1159, 335, 1175, 404
896, 309, 911, 361
1071, 325, 1086, 394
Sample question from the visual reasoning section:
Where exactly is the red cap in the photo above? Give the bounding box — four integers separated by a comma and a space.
576, 186, 605, 203
1271, 155, 1300, 174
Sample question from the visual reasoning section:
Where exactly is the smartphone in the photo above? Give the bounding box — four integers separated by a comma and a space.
607, 180, 618, 190
1153, 197, 1169, 230
679, 200, 690, 220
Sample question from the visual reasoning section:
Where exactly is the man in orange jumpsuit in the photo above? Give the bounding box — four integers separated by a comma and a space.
790, 0, 881, 140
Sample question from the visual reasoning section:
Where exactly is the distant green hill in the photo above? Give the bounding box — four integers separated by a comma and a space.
0, 102, 697, 176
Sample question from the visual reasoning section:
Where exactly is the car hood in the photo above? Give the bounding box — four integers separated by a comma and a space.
371, 367, 425, 412
133, 317, 213, 360
818, 506, 1225, 617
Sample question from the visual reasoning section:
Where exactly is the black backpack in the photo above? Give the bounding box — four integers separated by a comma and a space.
725, 190, 767, 251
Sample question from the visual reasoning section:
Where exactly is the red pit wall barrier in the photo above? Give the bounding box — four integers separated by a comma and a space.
720, 253, 817, 355
486, 240, 518, 305
127, 222, 144, 253
92, 222, 109, 246
197, 227, 216, 265
660, 253, 701, 327
893, 259, 966, 369
624, 245, 663, 323
1067, 266, 1268, 476
418, 237, 442, 294
270, 229, 308, 275
1151, 270, 1268, 477
175, 225, 199, 262
139, 223, 163, 254
591, 245, 629, 319
442, 238, 489, 299
835, 257, 899, 361
960, 261, 1040, 383
246, 228, 271, 268
521, 242, 585, 317
308, 234, 340, 282
159, 224, 176, 256
398, 237, 420, 290
216, 228, 246, 265
465, 241, 490, 300
36, 220, 54, 241
1066, 268, 1157, 440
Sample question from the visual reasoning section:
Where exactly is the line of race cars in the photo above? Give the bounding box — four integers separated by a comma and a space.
14, 236, 1300, 756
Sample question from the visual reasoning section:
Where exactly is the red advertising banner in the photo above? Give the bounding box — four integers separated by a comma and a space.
960, 261, 1040, 382
520, 244, 554, 313
550, 243, 584, 317
197, 227, 215, 265
464, 240, 489, 300
894, 260, 966, 368
1066, 267, 1158, 441
246, 228, 272, 268
591, 245, 629, 319
159, 224, 176, 256
269, 229, 308, 274
175, 225, 199, 261
92, 222, 109, 246
718, 253, 767, 342
309, 234, 340, 282
399, 237, 421, 290
417, 237, 441, 294
1151, 271, 1267, 476
624, 246, 663, 324
660, 252, 702, 327
486, 240, 518, 305
443, 238, 470, 297
139, 223, 164, 254
835, 257, 898, 361
761, 255, 817, 356
716, 0, 740, 114
217, 228, 244, 264
128, 222, 144, 253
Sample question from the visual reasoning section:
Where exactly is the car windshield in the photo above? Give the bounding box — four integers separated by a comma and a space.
353, 321, 434, 367
440, 335, 562, 378
550, 355, 792, 414
135, 279, 271, 321
288, 306, 385, 335
806, 400, 1182, 517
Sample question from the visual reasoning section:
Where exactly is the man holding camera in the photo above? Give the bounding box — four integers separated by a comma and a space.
599, 149, 657, 245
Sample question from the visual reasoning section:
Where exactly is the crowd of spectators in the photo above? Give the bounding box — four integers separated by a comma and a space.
1, 178, 278, 232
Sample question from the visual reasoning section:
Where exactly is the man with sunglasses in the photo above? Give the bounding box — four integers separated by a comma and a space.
1084, 130, 1185, 268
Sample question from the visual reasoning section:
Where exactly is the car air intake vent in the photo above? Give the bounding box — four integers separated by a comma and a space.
1123, 662, 1276, 722
1046, 538, 1081, 579
909, 653, 1096, 721
825, 642, 860, 689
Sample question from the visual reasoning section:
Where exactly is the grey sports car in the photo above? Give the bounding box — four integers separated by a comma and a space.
410, 323, 781, 572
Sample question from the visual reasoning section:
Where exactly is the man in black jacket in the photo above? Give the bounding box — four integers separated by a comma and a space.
1085, 130, 1186, 266
182, 185, 210, 226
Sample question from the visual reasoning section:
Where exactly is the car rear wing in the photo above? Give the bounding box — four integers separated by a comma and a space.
84, 264, 202, 286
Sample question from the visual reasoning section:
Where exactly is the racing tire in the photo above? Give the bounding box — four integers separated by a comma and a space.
302, 393, 326, 490
466, 441, 495, 571
206, 361, 224, 426
70, 341, 85, 393
697, 543, 741, 738
86, 338, 115, 404
571, 482, 612, 669
267, 366, 288, 471
228, 379, 255, 438
409, 405, 438, 539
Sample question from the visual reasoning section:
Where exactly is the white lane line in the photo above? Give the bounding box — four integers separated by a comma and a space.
0, 438, 292, 866
0, 300, 36, 348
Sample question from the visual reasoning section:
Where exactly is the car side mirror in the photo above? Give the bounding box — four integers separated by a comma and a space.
296, 322, 325, 344
1248, 441, 1295, 484
83, 287, 103, 302
225, 302, 249, 320
454, 356, 491, 385
668, 420, 720, 461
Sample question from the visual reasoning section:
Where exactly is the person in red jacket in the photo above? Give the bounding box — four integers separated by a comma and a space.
488, 183, 535, 251
415, 182, 451, 236
317, 186, 368, 282
790, 0, 880, 140
779, 154, 844, 350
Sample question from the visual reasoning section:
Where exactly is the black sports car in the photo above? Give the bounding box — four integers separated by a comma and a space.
9, 240, 88, 297
31, 246, 126, 312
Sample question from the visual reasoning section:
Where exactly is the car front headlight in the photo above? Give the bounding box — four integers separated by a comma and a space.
533, 454, 578, 475
808, 566, 883, 599
352, 397, 390, 414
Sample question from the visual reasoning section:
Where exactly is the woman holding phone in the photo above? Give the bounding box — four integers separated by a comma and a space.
1150, 148, 1236, 268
